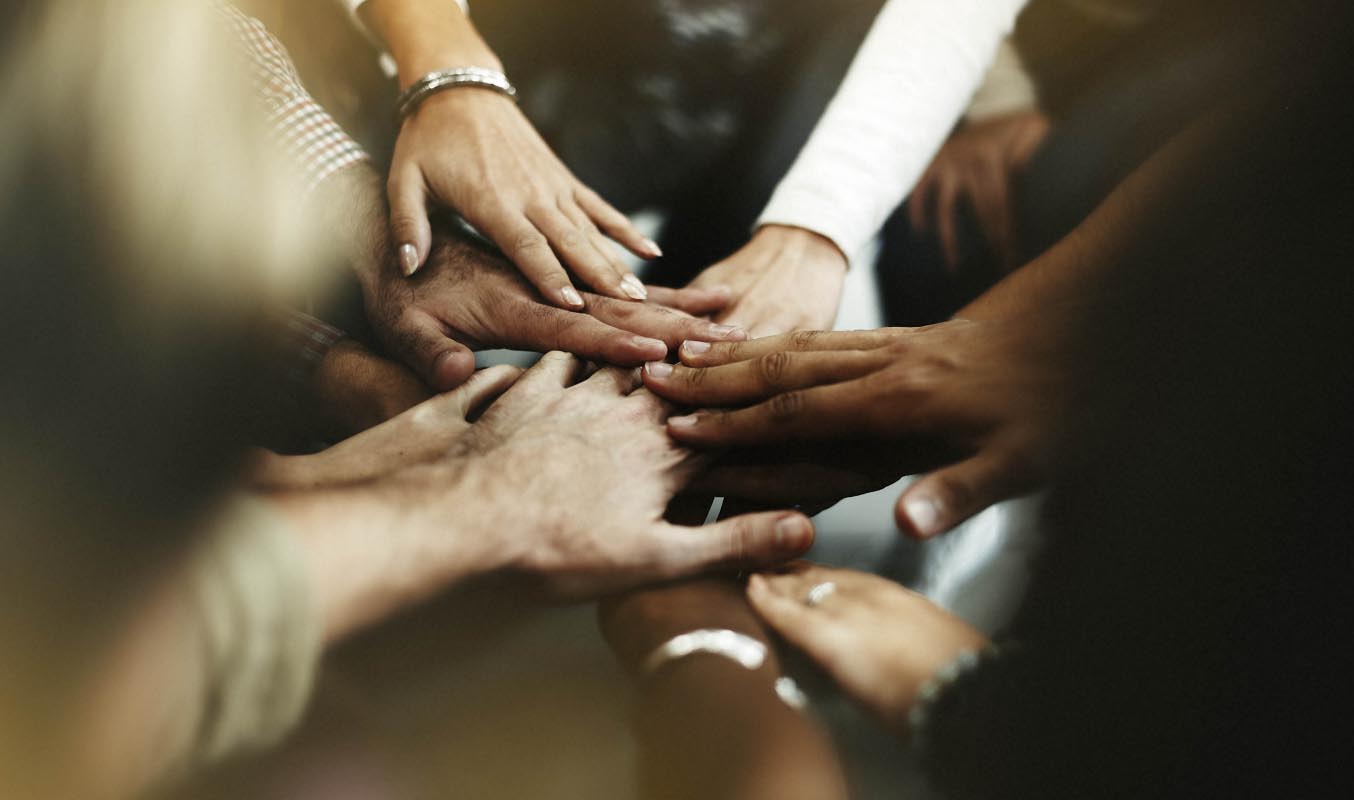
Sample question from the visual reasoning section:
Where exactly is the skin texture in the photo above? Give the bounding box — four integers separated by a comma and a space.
599, 580, 849, 800
270, 354, 817, 643
685, 224, 849, 338
643, 318, 1079, 538
305, 338, 435, 440
360, 231, 745, 392
361, 0, 658, 303
910, 111, 1052, 271
746, 563, 987, 733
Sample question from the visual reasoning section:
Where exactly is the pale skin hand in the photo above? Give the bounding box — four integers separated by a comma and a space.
270, 353, 816, 643
687, 224, 849, 338
643, 317, 1079, 539
909, 111, 1051, 271
361, 0, 659, 306
747, 563, 987, 733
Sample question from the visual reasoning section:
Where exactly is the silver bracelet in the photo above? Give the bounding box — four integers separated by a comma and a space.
394, 67, 517, 124
641, 628, 767, 677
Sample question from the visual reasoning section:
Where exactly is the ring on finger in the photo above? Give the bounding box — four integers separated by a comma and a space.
804, 581, 837, 608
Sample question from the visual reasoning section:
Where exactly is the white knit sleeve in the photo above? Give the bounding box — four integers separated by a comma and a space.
756, 0, 1028, 259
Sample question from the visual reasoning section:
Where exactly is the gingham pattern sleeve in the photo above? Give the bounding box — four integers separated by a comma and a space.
216, 3, 369, 194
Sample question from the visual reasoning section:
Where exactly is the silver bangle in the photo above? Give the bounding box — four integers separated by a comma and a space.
641, 628, 767, 677
394, 67, 517, 124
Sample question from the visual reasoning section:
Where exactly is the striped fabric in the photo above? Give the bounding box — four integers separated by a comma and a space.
215, 3, 370, 193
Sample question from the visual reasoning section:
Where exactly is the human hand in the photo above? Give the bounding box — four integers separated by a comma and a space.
747, 563, 986, 731
389, 89, 660, 305
643, 318, 1078, 538
306, 338, 436, 441
440, 353, 816, 600
686, 225, 848, 338
909, 111, 1051, 271
251, 364, 521, 491
361, 232, 745, 390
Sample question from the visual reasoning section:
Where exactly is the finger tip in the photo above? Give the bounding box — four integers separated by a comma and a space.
775, 513, 815, 554
678, 340, 712, 362
896, 493, 944, 540
431, 349, 476, 391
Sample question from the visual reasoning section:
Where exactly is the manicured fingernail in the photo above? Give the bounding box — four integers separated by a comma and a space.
775, 515, 812, 550
708, 324, 745, 341
561, 286, 584, 308
903, 495, 942, 538
681, 340, 711, 356
399, 244, 419, 277
641, 238, 664, 258
633, 336, 667, 358
644, 361, 673, 379
621, 274, 648, 301
668, 414, 700, 428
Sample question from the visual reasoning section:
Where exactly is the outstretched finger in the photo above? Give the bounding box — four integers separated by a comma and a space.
388, 168, 433, 277
643, 348, 887, 407
477, 206, 585, 310
895, 448, 1031, 539
502, 301, 670, 364
574, 185, 662, 260
646, 284, 733, 316
531, 204, 644, 302
447, 364, 524, 419
587, 295, 746, 350
666, 377, 893, 447
678, 329, 901, 367
511, 350, 587, 393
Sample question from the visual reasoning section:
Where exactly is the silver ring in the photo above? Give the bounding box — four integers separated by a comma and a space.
804, 581, 837, 607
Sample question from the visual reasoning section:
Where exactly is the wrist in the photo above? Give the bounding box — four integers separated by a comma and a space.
755, 225, 848, 272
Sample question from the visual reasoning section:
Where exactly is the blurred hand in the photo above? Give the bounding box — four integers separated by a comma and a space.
361, 233, 745, 390
389, 90, 660, 306
442, 354, 816, 599
252, 364, 521, 490
747, 563, 987, 731
686, 225, 848, 338
909, 111, 1051, 271
643, 318, 1078, 538
308, 338, 436, 440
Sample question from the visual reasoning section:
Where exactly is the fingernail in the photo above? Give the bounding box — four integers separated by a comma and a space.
903, 495, 942, 538
621, 274, 648, 301
561, 286, 585, 308
633, 336, 668, 358
708, 324, 745, 341
644, 361, 673, 379
681, 340, 711, 356
642, 238, 664, 258
668, 414, 700, 429
399, 244, 419, 277
775, 515, 811, 550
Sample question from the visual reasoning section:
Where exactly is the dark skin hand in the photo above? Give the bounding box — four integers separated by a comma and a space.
642, 316, 1083, 538
360, 232, 746, 391
910, 111, 1051, 271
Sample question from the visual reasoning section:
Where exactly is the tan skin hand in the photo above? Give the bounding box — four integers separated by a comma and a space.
909, 111, 1052, 271
390, 89, 660, 306
687, 225, 849, 338
643, 316, 1080, 539
360, 233, 745, 391
747, 563, 986, 733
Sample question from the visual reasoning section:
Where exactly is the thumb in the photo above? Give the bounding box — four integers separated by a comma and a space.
445, 364, 523, 419
895, 450, 1025, 539
388, 169, 432, 276
389, 314, 477, 392
652, 511, 815, 580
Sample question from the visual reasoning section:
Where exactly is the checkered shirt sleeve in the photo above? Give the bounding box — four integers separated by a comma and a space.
216, 3, 370, 194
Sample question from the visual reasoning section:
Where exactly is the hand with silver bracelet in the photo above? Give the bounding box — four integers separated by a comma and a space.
359, 0, 660, 306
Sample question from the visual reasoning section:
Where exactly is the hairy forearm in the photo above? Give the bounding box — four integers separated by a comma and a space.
359, 0, 501, 86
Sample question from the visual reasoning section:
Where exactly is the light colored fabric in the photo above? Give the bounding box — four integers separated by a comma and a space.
964, 38, 1038, 123
161, 496, 322, 779
340, 0, 468, 20
756, 0, 1028, 260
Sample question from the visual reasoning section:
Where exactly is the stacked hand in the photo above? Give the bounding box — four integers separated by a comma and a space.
361, 231, 745, 391
642, 317, 1078, 538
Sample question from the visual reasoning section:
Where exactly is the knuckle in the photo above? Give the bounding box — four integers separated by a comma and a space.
789, 330, 820, 349
756, 351, 792, 388
766, 390, 806, 422
511, 231, 549, 255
